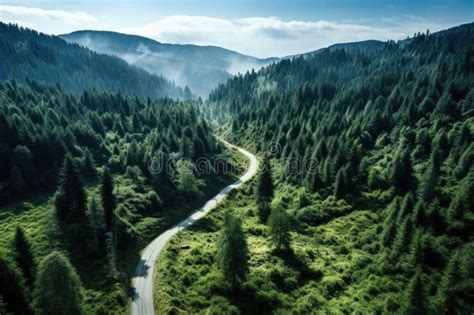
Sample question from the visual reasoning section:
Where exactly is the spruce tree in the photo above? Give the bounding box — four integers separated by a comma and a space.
0, 252, 30, 314
255, 155, 274, 222
404, 270, 425, 314
54, 156, 87, 224
88, 197, 102, 254
391, 146, 415, 195
82, 149, 97, 180
34, 251, 84, 315
216, 212, 249, 291
334, 167, 348, 199
435, 252, 462, 314
268, 204, 291, 250
101, 167, 115, 232
13, 226, 35, 286
447, 168, 474, 237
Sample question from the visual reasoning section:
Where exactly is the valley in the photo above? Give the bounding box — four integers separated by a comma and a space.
0, 5, 472, 314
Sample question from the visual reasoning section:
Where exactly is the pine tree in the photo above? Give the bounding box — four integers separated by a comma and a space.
54, 156, 87, 224
435, 252, 463, 314
255, 156, 274, 222
216, 212, 249, 291
101, 167, 115, 232
381, 197, 401, 247
0, 253, 30, 314
268, 203, 291, 250
391, 145, 415, 195
418, 165, 438, 202
88, 196, 102, 254
13, 226, 35, 286
82, 149, 97, 180
34, 251, 84, 315
334, 167, 348, 199
404, 270, 425, 314
446, 168, 474, 237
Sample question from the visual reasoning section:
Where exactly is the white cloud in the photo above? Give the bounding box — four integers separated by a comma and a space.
0, 7, 463, 58
123, 15, 453, 58
0, 5, 95, 23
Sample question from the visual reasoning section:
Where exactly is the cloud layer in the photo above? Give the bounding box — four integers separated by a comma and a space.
0, 5, 465, 57
0, 5, 94, 23
123, 15, 454, 57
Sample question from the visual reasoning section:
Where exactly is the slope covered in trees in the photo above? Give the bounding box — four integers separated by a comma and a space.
0, 80, 218, 204
0, 23, 190, 99
0, 79, 244, 313
154, 23, 474, 312
60, 30, 276, 98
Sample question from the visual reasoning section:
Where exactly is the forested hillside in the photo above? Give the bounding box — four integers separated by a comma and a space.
61, 30, 276, 98
0, 80, 242, 313
154, 23, 474, 313
0, 23, 190, 99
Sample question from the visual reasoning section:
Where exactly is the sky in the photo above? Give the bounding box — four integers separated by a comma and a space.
0, 0, 472, 58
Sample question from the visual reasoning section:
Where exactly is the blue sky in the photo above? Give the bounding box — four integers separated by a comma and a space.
0, 0, 472, 57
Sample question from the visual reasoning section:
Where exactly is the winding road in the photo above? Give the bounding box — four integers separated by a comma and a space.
131, 140, 258, 315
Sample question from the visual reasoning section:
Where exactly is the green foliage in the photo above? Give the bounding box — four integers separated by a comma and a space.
13, 226, 36, 286
177, 160, 202, 198
0, 23, 187, 99
216, 212, 249, 291
54, 156, 87, 224
34, 251, 84, 315
101, 167, 115, 232
391, 144, 416, 195
0, 251, 30, 314
403, 270, 426, 314
268, 203, 291, 250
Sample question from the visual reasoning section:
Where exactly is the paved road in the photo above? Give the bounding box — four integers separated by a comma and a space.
131, 140, 258, 315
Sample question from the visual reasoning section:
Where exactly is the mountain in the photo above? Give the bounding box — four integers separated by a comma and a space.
0, 23, 189, 99
60, 30, 277, 97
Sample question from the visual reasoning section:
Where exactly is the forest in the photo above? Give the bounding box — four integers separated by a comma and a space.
0, 79, 243, 313
153, 23, 474, 313
0, 15, 472, 315
0, 23, 191, 100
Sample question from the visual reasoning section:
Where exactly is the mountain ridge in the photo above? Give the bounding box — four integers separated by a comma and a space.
60, 30, 278, 97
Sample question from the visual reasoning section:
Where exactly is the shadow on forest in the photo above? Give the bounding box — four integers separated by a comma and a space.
273, 247, 323, 284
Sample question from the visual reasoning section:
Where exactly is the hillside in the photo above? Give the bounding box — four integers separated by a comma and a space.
0, 23, 190, 99
60, 30, 277, 97
0, 79, 244, 313
154, 23, 474, 313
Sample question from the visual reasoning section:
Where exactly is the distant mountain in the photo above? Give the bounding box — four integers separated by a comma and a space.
0, 23, 189, 99
60, 31, 277, 97
286, 40, 386, 60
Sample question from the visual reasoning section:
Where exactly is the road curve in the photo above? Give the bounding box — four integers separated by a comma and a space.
131, 140, 258, 315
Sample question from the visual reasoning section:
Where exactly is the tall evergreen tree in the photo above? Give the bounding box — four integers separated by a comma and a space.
54, 156, 87, 224
435, 251, 463, 314
13, 226, 35, 286
88, 197, 103, 254
334, 167, 349, 199
216, 212, 249, 291
101, 167, 115, 232
391, 146, 415, 195
34, 251, 84, 315
268, 204, 291, 250
255, 155, 274, 222
404, 270, 425, 314
0, 252, 30, 315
